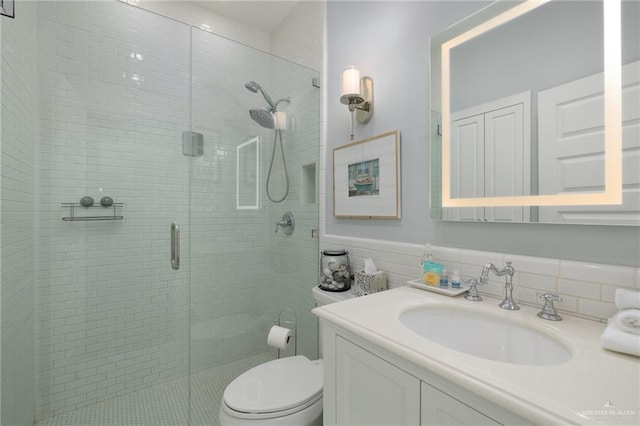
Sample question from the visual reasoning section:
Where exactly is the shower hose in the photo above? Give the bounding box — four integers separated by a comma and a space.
266, 127, 289, 203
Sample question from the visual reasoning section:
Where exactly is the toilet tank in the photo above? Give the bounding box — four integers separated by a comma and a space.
312, 286, 355, 306
312, 286, 355, 358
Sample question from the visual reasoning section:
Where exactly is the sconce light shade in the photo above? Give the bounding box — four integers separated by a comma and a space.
339, 66, 374, 139
341, 66, 363, 100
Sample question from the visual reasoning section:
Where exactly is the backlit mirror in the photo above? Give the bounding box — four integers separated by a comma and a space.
430, 0, 639, 225
237, 136, 260, 209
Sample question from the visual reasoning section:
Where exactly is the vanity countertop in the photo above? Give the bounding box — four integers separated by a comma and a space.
313, 286, 640, 425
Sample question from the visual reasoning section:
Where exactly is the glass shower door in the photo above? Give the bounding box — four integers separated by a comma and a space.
189, 27, 320, 424
33, 1, 320, 424
34, 2, 192, 424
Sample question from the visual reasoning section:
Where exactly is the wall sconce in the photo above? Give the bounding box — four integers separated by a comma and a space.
340, 66, 374, 140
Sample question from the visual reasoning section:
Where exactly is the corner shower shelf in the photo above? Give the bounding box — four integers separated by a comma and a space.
61, 203, 124, 221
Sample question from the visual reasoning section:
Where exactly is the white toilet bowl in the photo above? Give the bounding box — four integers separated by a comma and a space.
219, 287, 354, 425
218, 355, 323, 425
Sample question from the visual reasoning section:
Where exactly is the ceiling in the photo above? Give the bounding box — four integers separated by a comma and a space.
193, 1, 300, 32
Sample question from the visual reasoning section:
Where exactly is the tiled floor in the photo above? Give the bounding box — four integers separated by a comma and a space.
35, 352, 274, 426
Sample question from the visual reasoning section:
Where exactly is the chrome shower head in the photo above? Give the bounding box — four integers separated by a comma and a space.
245, 80, 277, 112
249, 108, 274, 129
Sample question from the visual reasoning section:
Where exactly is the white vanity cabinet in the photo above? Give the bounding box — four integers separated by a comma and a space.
316, 287, 640, 425
335, 336, 420, 425
421, 382, 500, 426
324, 325, 528, 426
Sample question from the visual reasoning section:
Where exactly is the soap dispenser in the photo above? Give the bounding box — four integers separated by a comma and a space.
421, 243, 443, 286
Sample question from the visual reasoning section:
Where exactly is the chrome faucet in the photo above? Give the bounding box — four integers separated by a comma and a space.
537, 292, 563, 321
275, 211, 295, 235
464, 278, 484, 302
480, 261, 519, 310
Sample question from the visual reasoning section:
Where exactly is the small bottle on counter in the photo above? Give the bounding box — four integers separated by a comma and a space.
439, 269, 449, 288
451, 270, 461, 289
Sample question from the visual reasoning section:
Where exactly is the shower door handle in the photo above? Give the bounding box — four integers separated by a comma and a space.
171, 221, 180, 270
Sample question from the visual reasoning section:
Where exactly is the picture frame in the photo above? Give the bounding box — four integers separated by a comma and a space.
1, 0, 14, 18
333, 130, 401, 219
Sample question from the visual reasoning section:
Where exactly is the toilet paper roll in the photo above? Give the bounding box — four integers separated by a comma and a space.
267, 325, 291, 350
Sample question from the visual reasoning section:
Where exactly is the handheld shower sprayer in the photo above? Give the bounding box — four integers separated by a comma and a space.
244, 81, 292, 203
245, 81, 277, 112
245, 81, 290, 129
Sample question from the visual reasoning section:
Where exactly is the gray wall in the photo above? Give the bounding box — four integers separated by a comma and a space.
326, 1, 640, 267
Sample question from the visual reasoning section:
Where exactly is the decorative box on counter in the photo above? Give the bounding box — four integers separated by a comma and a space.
352, 271, 387, 297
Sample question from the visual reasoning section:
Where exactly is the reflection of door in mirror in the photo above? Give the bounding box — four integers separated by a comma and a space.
447, 92, 531, 222
538, 61, 640, 225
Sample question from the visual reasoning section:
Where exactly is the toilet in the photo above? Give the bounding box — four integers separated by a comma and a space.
218, 286, 354, 425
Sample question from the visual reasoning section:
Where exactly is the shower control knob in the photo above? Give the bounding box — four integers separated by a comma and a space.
275, 212, 295, 235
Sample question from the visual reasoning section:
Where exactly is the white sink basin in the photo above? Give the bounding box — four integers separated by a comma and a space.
400, 306, 572, 366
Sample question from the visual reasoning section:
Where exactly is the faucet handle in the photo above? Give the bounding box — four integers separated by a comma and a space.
538, 292, 562, 303
464, 278, 484, 302
505, 259, 514, 272
537, 292, 563, 321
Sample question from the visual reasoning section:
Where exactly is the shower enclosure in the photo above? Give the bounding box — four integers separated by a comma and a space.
0, 1, 319, 425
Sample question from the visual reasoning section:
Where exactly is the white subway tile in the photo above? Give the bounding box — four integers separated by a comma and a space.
578, 299, 617, 320
560, 260, 636, 287
557, 279, 601, 300
515, 286, 541, 307
432, 245, 459, 263
508, 254, 560, 276
34, 1, 322, 418
601, 285, 618, 303
519, 272, 557, 293
555, 294, 578, 315
459, 248, 504, 267
322, 235, 632, 324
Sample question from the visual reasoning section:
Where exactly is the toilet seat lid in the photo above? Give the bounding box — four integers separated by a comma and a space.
223, 355, 323, 414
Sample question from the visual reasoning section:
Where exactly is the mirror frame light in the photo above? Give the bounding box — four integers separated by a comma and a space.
441, 0, 622, 208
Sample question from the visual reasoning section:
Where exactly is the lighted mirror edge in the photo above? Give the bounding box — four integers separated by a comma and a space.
443, 193, 623, 208
440, 0, 622, 208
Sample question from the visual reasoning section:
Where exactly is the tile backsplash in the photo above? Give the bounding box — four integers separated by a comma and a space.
320, 235, 639, 322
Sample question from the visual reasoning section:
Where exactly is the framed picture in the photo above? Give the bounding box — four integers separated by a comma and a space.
333, 130, 401, 219
1, 0, 14, 18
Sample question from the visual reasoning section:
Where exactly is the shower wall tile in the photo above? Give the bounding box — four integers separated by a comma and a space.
35, 1, 320, 421
267, 60, 321, 361
189, 29, 272, 373
190, 27, 320, 370
320, 235, 640, 323
1, 2, 38, 424
35, 1, 191, 420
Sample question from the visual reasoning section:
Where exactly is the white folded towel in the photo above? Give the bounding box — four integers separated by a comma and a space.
613, 309, 640, 335
614, 288, 640, 310
601, 323, 640, 357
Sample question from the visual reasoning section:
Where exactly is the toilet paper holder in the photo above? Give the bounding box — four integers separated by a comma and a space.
272, 308, 297, 359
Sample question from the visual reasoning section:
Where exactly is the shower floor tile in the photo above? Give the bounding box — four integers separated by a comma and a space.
35, 352, 274, 426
